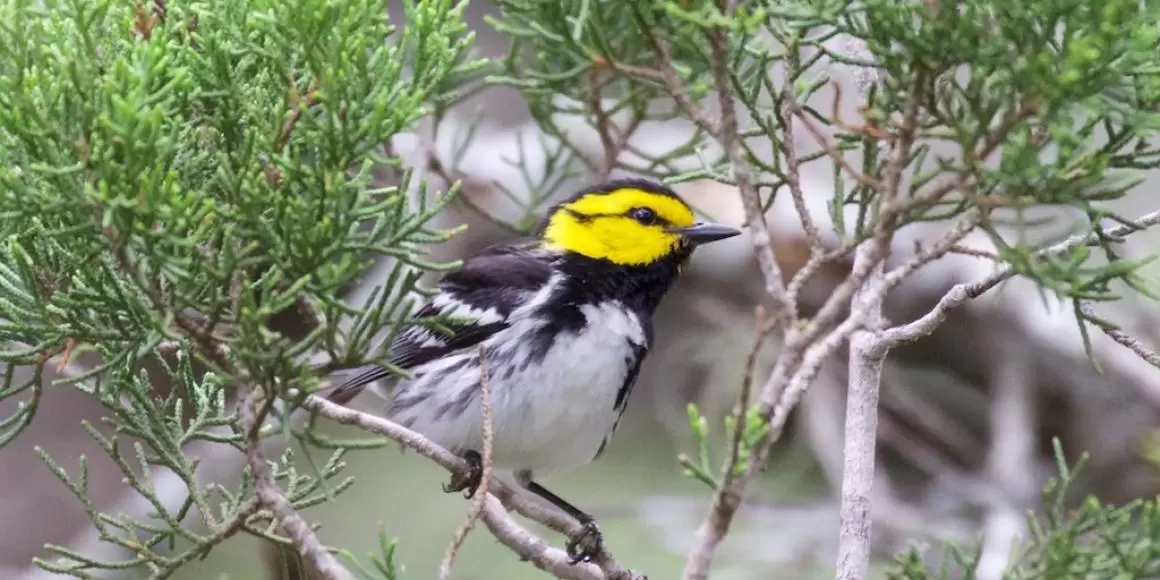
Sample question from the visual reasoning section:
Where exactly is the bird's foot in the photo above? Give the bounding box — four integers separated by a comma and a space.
442, 450, 483, 499
565, 518, 604, 565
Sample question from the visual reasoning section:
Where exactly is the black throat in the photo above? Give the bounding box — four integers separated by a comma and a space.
551, 248, 691, 317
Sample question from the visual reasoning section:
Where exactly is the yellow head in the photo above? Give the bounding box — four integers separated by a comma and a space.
540, 179, 741, 266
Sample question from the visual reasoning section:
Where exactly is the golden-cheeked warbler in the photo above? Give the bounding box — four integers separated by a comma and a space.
328, 178, 742, 563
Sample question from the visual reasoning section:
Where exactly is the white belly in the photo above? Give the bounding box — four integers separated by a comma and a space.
385, 302, 647, 472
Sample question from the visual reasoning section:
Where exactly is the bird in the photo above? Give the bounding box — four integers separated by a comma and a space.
325, 177, 742, 563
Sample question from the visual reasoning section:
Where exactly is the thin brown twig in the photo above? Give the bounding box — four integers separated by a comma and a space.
438, 347, 494, 580
828, 81, 895, 142
788, 103, 883, 191
587, 68, 620, 179
718, 305, 775, 489
680, 8, 796, 579
276, 82, 319, 153
583, 65, 648, 181
628, 6, 719, 137
780, 82, 824, 251
591, 55, 667, 82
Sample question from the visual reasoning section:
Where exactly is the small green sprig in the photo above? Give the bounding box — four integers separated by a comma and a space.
340, 522, 404, 580
723, 405, 771, 476
678, 402, 772, 489
678, 402, 718, 489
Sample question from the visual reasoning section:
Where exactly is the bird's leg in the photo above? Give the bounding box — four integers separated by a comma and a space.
515, 469, 603, 564
443, 450, 483, 499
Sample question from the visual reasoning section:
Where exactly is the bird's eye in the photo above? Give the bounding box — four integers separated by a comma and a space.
629, 207, 659, 225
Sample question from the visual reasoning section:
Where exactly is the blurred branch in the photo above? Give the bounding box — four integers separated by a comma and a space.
1079, 301, 1160, 370
976, 342, 1037, 580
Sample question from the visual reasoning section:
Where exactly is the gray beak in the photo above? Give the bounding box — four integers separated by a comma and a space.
669, 222, 742, 244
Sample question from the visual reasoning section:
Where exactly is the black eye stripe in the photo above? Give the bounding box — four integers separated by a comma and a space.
563, 208, 593, 223
565, 209, 670, 226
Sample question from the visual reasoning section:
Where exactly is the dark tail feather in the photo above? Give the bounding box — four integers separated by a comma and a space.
325, 364, 393, 406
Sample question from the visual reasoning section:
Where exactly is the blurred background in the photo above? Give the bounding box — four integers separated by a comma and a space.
4, 2, 1160, 579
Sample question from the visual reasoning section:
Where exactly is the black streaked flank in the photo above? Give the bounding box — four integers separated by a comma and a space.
614, 342, 650, 410
593, 340, 650, 461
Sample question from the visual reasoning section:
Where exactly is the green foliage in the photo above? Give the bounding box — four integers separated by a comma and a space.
489, 0, 1160, 299
679, 402, 719, 489
3, 0, 1160, 577
0, 0, 480, 576
887, 440, 1160, 579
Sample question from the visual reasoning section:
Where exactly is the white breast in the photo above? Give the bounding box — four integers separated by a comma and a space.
497, 301, 646, 469
385, 282, 648, 473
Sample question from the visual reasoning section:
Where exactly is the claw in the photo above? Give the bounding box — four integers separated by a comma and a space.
442, 450, 483, 499
565, 519, 603, 565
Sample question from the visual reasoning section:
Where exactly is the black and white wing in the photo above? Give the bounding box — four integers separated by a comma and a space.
327, 243, 553, 404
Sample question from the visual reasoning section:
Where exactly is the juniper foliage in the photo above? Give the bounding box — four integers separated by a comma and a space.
0, 0, 479, 576
489, 0, 1160, 577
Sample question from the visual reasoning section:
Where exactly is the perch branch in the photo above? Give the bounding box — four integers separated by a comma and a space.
300, 395, 637, 580
479, 496, 606, 580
